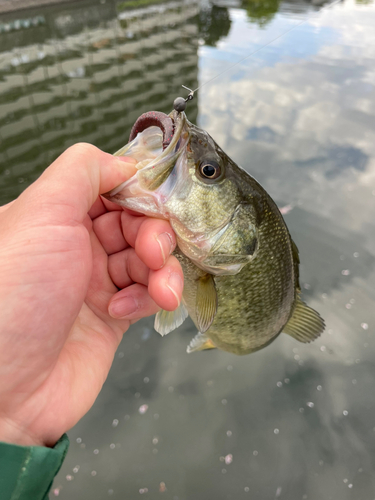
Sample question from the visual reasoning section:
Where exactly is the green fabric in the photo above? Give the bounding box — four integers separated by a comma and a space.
0, 434, 69, 500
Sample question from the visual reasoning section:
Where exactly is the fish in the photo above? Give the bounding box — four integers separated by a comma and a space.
104, 108, 325, 355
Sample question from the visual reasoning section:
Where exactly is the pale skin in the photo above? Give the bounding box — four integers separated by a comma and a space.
0, 143, 183, 447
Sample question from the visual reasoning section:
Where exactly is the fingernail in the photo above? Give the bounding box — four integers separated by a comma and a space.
109, 296, 138, 318
156, 232, 174, 265
166, 273, 183, 308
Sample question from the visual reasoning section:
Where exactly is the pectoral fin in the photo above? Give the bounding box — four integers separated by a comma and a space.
195, 274, 218, 333
187, 333, 217, 353
154, 302, 189, 336
284, 295, 325, 343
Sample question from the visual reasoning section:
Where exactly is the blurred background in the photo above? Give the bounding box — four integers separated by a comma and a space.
1, 0, 375, 498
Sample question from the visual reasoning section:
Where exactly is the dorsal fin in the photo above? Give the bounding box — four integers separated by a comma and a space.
291, 238, 301, 291
284, 295, 325, 343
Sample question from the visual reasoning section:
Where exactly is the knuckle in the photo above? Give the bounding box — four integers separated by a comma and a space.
65, 142, 99, 160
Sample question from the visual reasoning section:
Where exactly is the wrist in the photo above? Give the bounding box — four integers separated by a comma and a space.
0, 416, 45, 447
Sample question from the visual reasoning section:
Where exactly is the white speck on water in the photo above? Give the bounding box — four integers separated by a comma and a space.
299, 408, 305, 413
124, 414, 130, 420
112, 419, 119, 428
139, 405, 149, 415
118, 351, 124, 358
345, 303, 352, 309
152, 437, 159, 445
222, 399, 227, 405
284, 378, 290, 384
222, 468, 227, 474
317, 385, 322, 391
253, 450, 258, 456
226, 430, 232, 437
227, 365, 233, 371
52, 488, 60, 496
110, 443, 115, 449
303, 283, 311, 290
168, 386, 174, 393
224, 454, 233, 465
294, 355, 300, 361
343, 478, 348, 484
348, 484, 353, 488
361, 323, 369, 330
73, 466, 80, 473
139, 488, 148, 494
328, 329, 333, 335
358, 468, 363, 472
66, 475, 73, 481
135, 392, 141, 398
350, 298, 355, 304
320, 346, 326, 352
144, 377, 149, 383
93, 449, 99, 455
244, 486, 250, 492
274, 428, 279, 435
302, 495, 307, 500
277, 381, 283, 387
91, 471, 97, 477
322, 293, 327, 299
142, 328, 151, 341
343, 410, 349, 416
276, 487, 282, 497
353, 252, 359, 258
108, 490, 114, 496
307, 402, 314, 408
319, 460, 324, 466
342, 269, 350, 276
352, 379, 357, 385
76, 438, 82, 444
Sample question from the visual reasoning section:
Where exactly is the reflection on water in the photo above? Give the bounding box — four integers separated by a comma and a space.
1, 0, 375, 498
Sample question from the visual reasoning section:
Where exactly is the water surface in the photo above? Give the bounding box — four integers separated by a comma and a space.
1, 0, 375, 498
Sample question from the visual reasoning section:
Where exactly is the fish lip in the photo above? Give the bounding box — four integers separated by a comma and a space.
104, 111, 187, 199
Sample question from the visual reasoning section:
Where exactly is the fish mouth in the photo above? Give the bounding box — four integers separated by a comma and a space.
103, 110, 188, 216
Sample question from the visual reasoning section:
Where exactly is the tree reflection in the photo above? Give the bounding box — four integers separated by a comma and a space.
242, 0, 280, 27
198, 5, 231, 46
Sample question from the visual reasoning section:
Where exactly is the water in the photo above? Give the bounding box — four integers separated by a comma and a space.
1, 0, 375, 498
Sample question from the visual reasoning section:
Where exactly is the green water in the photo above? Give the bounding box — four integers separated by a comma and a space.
1, 0, 375, 498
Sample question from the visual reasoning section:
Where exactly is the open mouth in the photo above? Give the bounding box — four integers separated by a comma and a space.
103, 109, 187, 209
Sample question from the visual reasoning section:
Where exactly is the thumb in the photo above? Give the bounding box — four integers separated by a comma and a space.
17, 143, 136, 224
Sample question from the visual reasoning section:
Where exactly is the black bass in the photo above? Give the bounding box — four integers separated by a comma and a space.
104, 109, 324, 355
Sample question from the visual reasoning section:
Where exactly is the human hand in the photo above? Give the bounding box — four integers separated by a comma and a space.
0, 143, 183, 447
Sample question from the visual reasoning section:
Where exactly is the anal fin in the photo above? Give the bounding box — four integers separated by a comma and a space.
187, 333, 217, 353
284, 295, 325, 343
154, 302, 189, 337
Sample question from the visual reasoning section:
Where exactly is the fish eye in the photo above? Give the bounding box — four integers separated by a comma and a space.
199, 160, 222, 180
